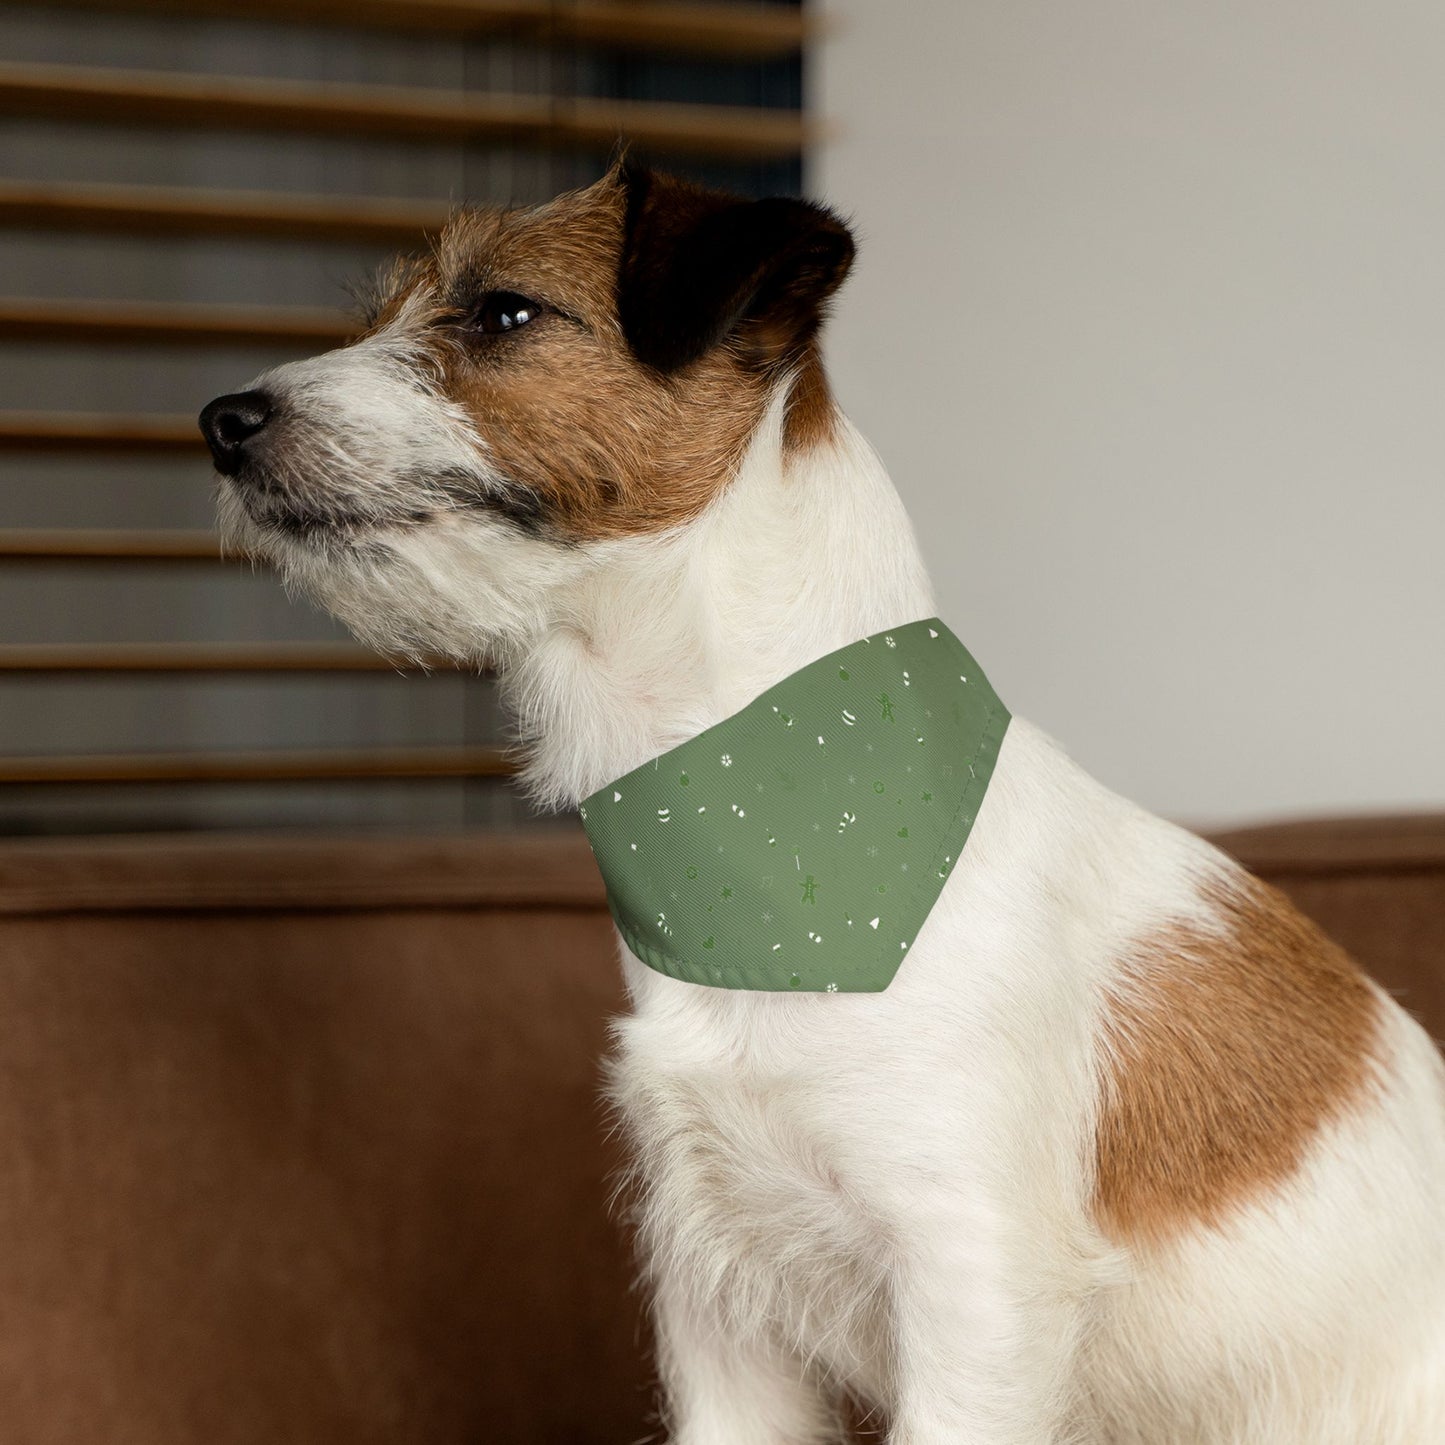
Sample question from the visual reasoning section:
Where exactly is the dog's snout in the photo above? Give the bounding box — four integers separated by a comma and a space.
200, 390, 274, 476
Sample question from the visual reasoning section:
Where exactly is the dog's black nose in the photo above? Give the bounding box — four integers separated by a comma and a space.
199, 390, 273, 475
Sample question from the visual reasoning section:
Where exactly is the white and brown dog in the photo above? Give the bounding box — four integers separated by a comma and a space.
201, 164, 1445, 1444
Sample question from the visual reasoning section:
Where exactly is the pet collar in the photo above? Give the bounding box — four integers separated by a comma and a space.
580, 619, 1009, 992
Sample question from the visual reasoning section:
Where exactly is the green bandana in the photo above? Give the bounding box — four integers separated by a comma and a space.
580, 619, 1009, 992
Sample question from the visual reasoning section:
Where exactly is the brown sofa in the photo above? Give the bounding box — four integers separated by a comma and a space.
0, 817, 1440, 1443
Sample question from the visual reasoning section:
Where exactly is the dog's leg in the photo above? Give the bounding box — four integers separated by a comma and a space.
884, 1204, 1093, 1445
654, 1277, 841, 1445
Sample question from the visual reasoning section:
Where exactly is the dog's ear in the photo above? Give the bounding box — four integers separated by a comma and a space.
616, 162, 855, 374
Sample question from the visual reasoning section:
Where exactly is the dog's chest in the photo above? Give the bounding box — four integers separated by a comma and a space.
611, 995, 893, 1386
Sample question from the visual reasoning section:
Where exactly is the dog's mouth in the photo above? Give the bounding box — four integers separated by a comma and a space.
219, 458, 553, 554
201, 401, 453, 543
224, 466, 433, 540
199, 389, 387, 539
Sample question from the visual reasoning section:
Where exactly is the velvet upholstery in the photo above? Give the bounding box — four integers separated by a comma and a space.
0, 818, 1439, 1441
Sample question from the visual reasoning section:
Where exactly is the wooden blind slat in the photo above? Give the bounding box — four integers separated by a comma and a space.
0, 297, 353, 349
0, 413, 204, 452
0, 413, 205, 450
0, 62, 813, 161
0, 529, 221, 561
0, 180, 448, 245
29, 0, 810, 59
0, 643, 418, 673
0, 745, 514, 784
546, 0, 811, 58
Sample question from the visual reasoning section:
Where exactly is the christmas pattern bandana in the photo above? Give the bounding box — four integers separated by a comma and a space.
580, 619, 1010, 992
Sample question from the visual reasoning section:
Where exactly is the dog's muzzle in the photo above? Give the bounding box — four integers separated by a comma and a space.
199, 390, 274, 477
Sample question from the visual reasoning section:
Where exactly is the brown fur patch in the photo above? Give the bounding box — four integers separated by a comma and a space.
782, 344, 840, 456
366, 177, 785, 540
1094, 873, 1382, 1246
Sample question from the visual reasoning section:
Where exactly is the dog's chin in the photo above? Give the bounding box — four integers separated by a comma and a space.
214, 475, 583, 669
215, 481, 280, 560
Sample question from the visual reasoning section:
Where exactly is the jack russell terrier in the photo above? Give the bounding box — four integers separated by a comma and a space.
200, 163, 1445, 1444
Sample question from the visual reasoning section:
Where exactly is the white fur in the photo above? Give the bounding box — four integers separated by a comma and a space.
221, 346, 1445, 1443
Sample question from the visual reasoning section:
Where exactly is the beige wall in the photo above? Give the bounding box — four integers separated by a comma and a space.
813, 0, 1445, 826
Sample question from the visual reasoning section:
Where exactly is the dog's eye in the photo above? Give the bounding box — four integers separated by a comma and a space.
471, 291, 543, 335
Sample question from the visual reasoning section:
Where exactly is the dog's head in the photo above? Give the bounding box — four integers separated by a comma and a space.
200, 163, 854, 661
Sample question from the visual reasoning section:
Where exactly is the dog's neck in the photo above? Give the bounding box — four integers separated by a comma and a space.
506, 394, 937, 809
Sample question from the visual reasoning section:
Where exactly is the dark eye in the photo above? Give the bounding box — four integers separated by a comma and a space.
472, 291, 543, 334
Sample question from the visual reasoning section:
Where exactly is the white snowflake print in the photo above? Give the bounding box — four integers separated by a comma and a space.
826, 982, 839, 993
720, 754, 733, 767
885, 635, 897, 648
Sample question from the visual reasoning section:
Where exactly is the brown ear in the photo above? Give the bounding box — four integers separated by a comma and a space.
616, 163, 855, 375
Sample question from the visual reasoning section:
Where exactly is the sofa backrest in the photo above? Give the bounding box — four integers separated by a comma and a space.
0, 832, 645, 1445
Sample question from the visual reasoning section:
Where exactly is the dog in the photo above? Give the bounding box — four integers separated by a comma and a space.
200, 162, 1445, 1443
